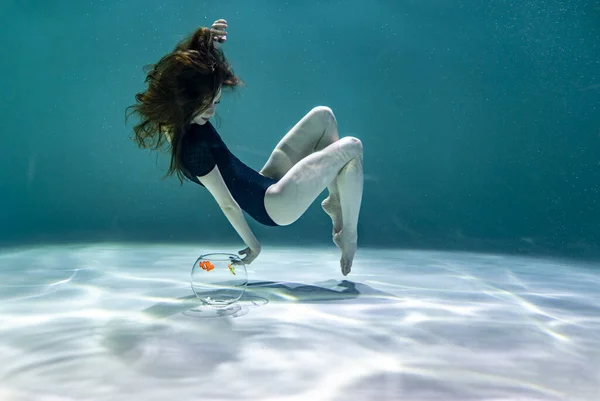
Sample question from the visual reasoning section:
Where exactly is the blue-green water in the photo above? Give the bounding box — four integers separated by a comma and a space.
2, 0, 599, 256
1, 1, 599, 400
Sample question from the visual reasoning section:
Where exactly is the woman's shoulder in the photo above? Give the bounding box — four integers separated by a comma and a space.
181, 125, 216, 173
182, 123, 218, 156
186, 122, 217, 139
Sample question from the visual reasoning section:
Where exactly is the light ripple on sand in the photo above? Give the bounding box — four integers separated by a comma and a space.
0, 244, 599, 400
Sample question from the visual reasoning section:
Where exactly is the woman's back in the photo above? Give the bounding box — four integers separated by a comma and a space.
182, 122, 279, 226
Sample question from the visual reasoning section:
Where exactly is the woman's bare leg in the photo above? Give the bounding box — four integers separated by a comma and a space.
264, 136, 364, 275
332, 153, 363, 268
260, 106, 343, 234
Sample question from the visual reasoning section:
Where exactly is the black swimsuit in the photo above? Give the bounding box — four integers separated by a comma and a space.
181, 122, 280, 226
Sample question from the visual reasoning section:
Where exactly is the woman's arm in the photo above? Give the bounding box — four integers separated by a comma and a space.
197, 164, 261, 264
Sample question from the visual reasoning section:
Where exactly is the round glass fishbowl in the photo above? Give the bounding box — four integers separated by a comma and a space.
190, 253, 248, 306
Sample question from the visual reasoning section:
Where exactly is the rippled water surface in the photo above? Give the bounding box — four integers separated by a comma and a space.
1, 244, 599, 400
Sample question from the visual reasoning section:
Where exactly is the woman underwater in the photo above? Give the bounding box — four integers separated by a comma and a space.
126, 19, 364, 275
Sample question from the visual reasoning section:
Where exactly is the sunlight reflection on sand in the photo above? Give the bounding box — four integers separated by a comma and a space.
0, 244, 599, 400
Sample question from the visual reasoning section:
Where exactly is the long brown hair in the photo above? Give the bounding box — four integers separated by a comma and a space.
126, 27, 243, 183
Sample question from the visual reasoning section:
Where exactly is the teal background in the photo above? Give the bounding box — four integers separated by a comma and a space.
2, 0, 599, 257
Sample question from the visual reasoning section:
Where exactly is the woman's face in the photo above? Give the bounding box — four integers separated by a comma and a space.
192, 88, 222, 125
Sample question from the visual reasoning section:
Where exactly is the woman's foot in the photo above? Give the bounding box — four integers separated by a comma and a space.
333, 229, 357, 276
321, 195, 343, 235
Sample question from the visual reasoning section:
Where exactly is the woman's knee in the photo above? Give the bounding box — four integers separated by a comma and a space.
309, 106, 336, 125
339, 136, 363, 157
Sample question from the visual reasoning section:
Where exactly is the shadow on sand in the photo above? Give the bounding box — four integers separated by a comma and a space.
142, 279, 397, 320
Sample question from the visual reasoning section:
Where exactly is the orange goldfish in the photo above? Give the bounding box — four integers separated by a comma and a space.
199, 260, 215, 272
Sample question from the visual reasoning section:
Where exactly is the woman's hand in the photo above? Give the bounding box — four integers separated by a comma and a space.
237, 244, 261, 265
211, 19, 227, 47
